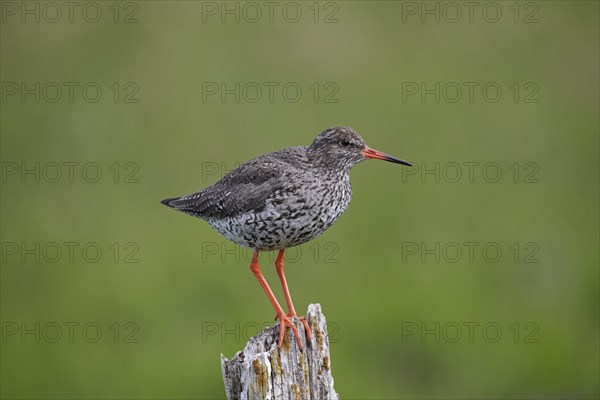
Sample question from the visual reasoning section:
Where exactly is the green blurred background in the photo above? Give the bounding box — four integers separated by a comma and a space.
1, 1, 598, 399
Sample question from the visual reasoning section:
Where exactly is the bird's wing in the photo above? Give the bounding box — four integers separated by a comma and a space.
163, 155, 298, 219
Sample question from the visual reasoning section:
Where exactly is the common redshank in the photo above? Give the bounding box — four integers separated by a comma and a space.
161, 126, 411, 349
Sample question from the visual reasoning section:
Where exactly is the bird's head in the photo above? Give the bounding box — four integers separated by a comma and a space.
308, 126, 412, 170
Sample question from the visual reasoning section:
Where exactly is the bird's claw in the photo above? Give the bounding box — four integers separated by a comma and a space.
275, 312, 312, 349
298, 316, 312, 341
276, 312, 303, 349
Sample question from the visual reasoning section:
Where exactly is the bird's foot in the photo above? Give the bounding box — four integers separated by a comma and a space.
275, 311, 303, 349
296, 315, 312, 342
275, 312, 312, 348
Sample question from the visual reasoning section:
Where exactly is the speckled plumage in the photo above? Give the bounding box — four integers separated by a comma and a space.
162, 126, 410, 251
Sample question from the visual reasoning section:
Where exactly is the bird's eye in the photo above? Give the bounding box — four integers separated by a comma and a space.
340, 140, 350, 147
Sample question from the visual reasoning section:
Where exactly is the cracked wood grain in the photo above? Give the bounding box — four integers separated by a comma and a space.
221, 304, 339, 400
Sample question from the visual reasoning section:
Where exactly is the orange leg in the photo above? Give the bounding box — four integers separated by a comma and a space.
275, 249, 312, 341
250, 250, 303, 349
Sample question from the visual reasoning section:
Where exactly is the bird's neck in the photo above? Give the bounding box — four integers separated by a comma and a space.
312, 161, 352, 183
307, 147, 354, 173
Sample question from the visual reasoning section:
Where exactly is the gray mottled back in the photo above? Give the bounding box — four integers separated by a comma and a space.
162, 146, 312, 220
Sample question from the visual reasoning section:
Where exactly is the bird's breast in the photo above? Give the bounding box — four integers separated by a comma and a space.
205, 170, 353, 251
296, 171, 352, 226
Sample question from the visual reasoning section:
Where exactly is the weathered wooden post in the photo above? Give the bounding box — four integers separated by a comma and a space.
221, 304, 339, 399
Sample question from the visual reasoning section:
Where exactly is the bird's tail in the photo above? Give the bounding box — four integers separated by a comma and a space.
161, 197, 180, 208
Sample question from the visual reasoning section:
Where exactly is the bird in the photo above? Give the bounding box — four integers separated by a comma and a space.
161, 126, 411, 349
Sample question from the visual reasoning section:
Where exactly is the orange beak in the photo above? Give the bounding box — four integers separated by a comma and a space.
361, 146, 412, 166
